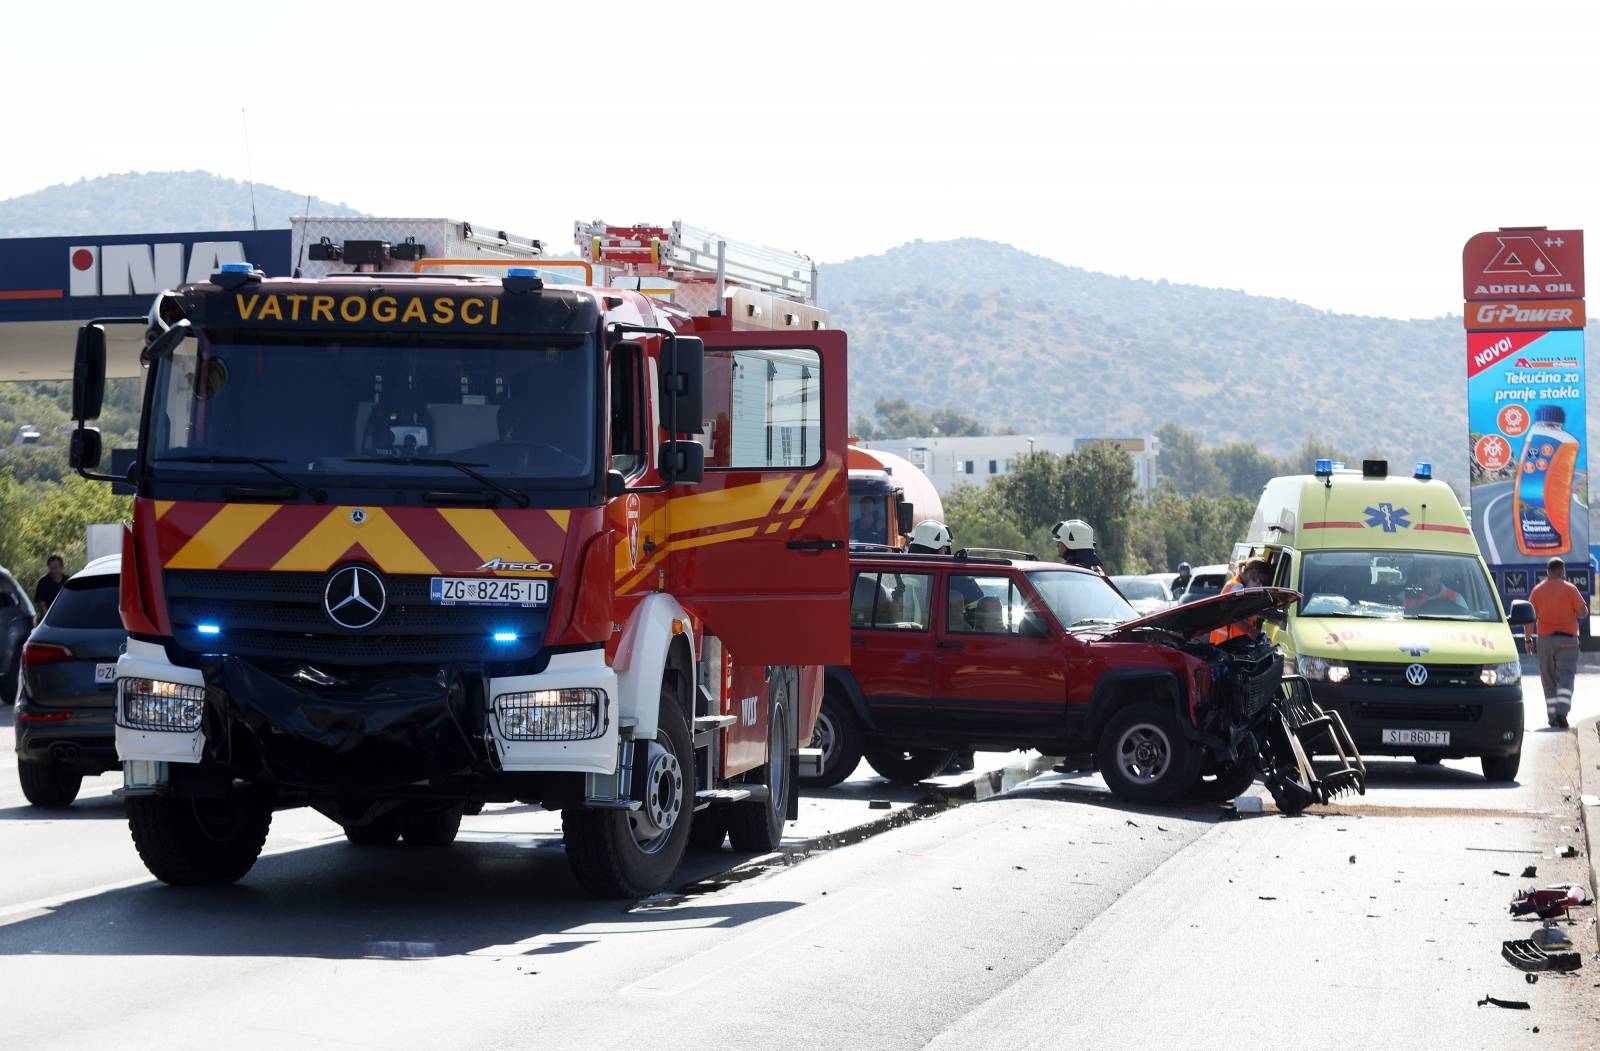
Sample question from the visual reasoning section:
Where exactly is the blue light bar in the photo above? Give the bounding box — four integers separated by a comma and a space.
197, 624, 221, 635
492, 631, 518, 643
1414, 461, 1432, 480
1314, 458, 1334, 477
219, 262, 254, 274
505, 267, 541, 279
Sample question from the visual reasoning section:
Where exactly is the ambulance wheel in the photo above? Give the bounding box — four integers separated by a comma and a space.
1481, 749, 1521, 783
343, 815, 401, 846
399, 806, 462, 847
563, 672, 693, 898
863, 743, 954, 785
127, 789, 273, 886
728, 678, 791, 854
1097, 703, 1202, 805
801, 690, 863, 789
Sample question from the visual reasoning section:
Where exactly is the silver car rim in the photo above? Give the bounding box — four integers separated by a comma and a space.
1116, 722, 1172, 784
810, 707, 836, 768
629, 739, 684, 853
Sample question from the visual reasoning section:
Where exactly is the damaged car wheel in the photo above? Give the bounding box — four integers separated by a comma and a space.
1189, 756, 1257, 803
127, 789, 273, 886
1096, 703, 1201, 805
863, 743, 954, 785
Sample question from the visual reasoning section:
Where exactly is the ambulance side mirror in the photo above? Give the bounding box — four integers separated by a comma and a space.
1506, 600, 1536, 627
72, 325, 108, 422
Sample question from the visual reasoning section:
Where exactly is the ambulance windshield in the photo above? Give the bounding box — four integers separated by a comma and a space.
1298, 551, 1501, 622
143, 332, 597, 490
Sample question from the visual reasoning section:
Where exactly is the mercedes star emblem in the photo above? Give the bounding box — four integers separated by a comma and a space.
324, 564, 387, 631
1405, 663, 1429, 687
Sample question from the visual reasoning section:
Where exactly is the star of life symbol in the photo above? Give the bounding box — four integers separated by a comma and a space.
1363, 503, 1411, 533
1398, 641, 1432, 658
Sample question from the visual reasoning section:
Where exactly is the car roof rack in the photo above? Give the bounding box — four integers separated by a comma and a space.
851, 549, 1017, 566
957, 547, 1038, 561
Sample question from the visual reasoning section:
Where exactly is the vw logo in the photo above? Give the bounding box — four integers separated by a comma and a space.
1405, 663, 1429, 687
323, 564, 387, 631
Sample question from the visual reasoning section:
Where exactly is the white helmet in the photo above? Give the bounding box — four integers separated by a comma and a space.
910, 521, 953, 551
1052, 519, 1095, 551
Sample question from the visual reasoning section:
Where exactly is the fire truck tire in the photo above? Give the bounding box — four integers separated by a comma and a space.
342, 816, 401, 846
1096, 703, 1202, 805
863, 744, 954, 785
399, 806, 462, 847
17, 759, 82, 808
126, 790, 273, 886
562, 676, 694, 898
800, 691, 863, 789
689, 805, 728, 850
728, 681, 790, 853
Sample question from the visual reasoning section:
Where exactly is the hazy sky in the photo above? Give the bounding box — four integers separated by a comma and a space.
5, 1, 1598, 319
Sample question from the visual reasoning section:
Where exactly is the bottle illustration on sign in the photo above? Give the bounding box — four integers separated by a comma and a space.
1513, 405, 1580, 556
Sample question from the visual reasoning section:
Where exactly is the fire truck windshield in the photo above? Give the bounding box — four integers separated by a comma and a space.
143, 332, 598, 493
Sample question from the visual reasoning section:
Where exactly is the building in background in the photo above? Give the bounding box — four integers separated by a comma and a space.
863, 432, 1160, 498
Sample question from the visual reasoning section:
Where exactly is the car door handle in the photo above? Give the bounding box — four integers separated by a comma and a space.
785, 539, 845, 551
936, 641, 963, 650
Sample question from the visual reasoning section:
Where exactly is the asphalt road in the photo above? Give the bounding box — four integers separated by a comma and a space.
1, 680, 1595, 1050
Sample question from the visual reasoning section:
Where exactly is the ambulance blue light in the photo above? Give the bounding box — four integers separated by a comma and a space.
505, 267, 541, 279
492, 631, 518, 643
1314, 459, 1334, 477
219, 262, 254, 274
1414, 461, 1433, 480
197, 624, 221, 636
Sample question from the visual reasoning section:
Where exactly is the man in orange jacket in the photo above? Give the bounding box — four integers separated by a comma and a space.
1530, 557, 1587, 729
1210, 558, 1270, 644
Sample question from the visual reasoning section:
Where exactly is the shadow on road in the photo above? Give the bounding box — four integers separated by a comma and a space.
0, 794, 125, 822
0, 834, 804, 960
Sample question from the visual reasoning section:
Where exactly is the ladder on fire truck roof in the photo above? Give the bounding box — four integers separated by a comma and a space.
576, 220, 818, 306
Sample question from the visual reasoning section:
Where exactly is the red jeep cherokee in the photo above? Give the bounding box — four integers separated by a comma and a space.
808, 550, 1311, 805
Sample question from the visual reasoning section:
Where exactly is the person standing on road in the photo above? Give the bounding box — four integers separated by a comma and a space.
32, 555, 66, 625
1209, 557, 1270, 644
1052, 519, 1105, 574
1530, 557, 1586, 729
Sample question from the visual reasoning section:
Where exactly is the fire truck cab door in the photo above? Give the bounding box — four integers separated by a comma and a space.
669, 330, 849, 665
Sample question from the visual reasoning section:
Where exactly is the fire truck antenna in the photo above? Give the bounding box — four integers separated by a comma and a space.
240, 108, 259, 231
292, 195, 312, 277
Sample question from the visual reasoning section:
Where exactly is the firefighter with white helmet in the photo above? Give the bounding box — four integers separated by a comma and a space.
1053, 518, 1105, 574
908, 520, 954, 554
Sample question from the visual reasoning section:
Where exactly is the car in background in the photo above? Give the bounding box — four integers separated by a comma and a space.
1175, 563, 1231, 604
0, 565, 36, 704
13, 555, 124, 806
1110, 574, 1174, 615
807, 549, 1304, 806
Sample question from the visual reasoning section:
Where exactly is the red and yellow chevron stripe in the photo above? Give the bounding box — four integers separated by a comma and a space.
147, 500, 571, 577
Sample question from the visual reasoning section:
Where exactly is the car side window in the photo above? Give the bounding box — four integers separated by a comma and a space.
852, 571, 932, 631
947, 574, 1020, 635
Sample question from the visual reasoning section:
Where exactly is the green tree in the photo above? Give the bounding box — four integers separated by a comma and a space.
990, 450, 1066, 536
1210, 442, 1283, 498
1154, 422, 1223, 496
1060, 441, 1137, 573
943, 484, 1030, 553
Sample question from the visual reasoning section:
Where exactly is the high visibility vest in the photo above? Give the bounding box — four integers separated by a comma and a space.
1209, 577, 1256, 644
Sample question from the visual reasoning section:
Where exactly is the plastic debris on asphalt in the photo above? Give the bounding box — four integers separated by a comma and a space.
1234, 795, 1264, 814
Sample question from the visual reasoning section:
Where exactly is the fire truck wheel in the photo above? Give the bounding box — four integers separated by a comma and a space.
342, 815, 401, 846
399, 806, 463, 847
862, 743, 954, 785
689, 805, 728, 850
728, 680, 791, 853
800, 691, 863, 789
126, 789, 273, 886
562, 675, 694, 898
1096, 703, 1202, 805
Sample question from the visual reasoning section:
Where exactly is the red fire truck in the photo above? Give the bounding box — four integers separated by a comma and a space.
66, 219, 848, 897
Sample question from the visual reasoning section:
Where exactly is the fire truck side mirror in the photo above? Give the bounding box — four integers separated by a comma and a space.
660, 440, 705, 485
897, 502, 915, 535
661, 337, 704, 435
69, 426, 103, 471
72, 324, 108, 422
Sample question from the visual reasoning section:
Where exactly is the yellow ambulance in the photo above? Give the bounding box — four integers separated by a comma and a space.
1241, 459, 1534, 781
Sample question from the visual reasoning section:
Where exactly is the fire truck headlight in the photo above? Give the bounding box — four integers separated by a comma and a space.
495, 689, 606, 741
119, 678, 205, 732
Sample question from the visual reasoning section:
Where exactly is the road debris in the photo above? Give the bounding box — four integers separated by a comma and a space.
1493, 870, 1511, 877
1477, 995, 1531, 1010
1559, 845, 1581, 858
1503, 939, 1583, 973
1234, 795, 1264, 814
1510, 884, 1590, 920
1522, 866, 1538, 879
868, 800, 891, 810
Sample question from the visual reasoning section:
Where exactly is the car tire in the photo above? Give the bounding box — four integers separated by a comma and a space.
1189, 756, 1256, 803
126, 790, 273, 886
563, 670, 694, 898
727, 679, 791, 854
0, 647, 19, 705
343, 815, 402, 846
17, 758, 83, 807
1481, 750, 1521, 783
1096, 702, 1202, 805
862, 743, 954, 785
800, 691, 863, 789
399, 807, 463, 847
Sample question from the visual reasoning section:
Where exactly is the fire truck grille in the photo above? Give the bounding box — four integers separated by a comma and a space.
164, 571, 547, 664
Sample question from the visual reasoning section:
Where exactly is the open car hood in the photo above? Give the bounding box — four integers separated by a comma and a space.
1101, 586, 1299, 639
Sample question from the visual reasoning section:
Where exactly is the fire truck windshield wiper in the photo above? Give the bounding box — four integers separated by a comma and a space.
346, 457, 530, 508
156, 455, 328, 503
